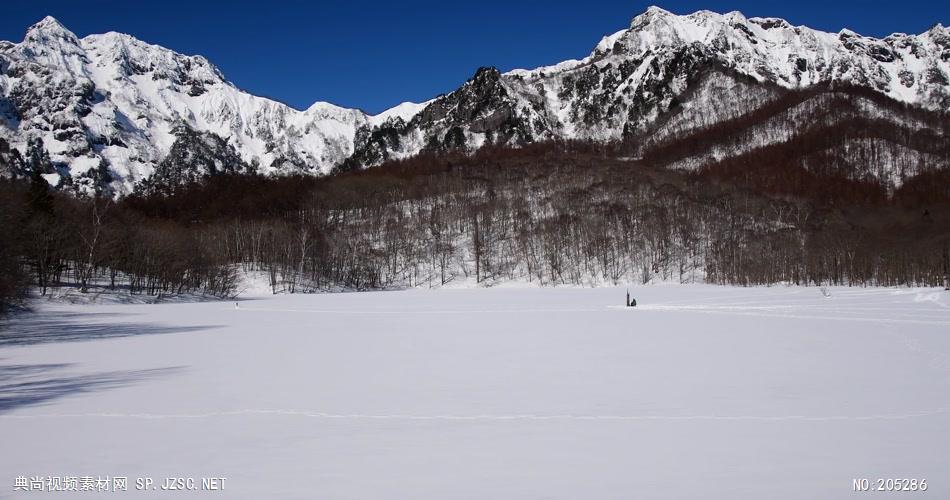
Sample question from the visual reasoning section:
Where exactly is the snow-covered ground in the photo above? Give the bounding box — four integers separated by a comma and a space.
1, 285, 949, 499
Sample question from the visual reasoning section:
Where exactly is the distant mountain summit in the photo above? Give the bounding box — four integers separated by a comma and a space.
1, 8, 948, 195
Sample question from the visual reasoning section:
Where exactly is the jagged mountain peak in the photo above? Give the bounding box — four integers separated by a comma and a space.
638, 6, 673, 19
922, 23, 949, 46
630, 6, 750, 34
80, 30, 228, 87
748, 17, 792, 30
16, 15, 85, 69
925, 22, 946, 34
24, 16, 77, 42
469, 66, 503, 85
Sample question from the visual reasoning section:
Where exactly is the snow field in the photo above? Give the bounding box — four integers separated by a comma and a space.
1, 285, 948, 499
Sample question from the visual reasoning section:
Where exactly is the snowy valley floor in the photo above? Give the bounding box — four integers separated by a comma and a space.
1, 285, 949, 499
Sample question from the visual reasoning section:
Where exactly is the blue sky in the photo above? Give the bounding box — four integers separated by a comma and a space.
2, 1, 947, 114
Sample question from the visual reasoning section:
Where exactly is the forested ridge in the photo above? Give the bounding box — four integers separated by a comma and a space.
1, 86, 948, 312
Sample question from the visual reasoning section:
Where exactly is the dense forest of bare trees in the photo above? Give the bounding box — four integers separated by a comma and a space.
0, 172, 239, 311
1, 87, 948, 312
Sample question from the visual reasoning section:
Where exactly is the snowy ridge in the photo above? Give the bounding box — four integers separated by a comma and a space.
1, 8, 949, 193
508, 6, 950, 101
369, 100, 435, 126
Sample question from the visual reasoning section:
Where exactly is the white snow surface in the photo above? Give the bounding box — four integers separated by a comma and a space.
368, 100, 434, 126
2, 285, 949, 498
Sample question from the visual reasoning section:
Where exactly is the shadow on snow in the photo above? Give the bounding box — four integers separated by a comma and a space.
0, 311, 222, 347
0, 363, 183, 413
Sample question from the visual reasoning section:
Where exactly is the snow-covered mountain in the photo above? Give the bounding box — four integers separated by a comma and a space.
350, 6, 949, 167
1, 8, 948, 194
0, 16, 426, 195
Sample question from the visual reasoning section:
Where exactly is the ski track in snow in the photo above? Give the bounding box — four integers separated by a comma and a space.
4, 407, 950, 422
231, 306, 609, 315
230, 303, 950, 327
632, 306, 950, 326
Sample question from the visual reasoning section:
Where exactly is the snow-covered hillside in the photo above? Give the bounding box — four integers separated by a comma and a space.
2, 286, 949, 498
1, 8, 948, 193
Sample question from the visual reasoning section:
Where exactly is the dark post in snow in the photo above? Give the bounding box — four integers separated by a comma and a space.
626, 289, 630, 307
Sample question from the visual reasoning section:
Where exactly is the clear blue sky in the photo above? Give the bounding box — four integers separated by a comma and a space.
2, 1, 947, 114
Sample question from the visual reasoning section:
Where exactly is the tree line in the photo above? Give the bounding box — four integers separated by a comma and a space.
1, 89, 948, 313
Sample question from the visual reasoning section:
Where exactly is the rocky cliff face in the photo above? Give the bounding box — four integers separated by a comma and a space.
1, 8, 948, 195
